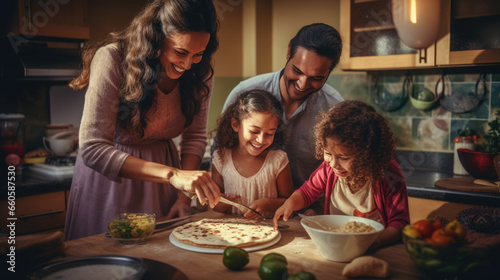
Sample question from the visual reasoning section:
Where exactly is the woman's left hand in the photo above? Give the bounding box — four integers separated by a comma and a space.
164, 191, 191, 220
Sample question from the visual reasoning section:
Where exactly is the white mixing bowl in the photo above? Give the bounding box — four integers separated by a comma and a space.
301, 215, 384, 262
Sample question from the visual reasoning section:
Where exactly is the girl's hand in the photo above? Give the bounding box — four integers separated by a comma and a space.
169, 169, 221, 208
303, 208, 317, 216
244, 199, 268, 221
272, 204, 294, 230
272, 191, 304, 230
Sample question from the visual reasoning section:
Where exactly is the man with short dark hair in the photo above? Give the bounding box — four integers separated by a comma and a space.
220, 23, 344, 213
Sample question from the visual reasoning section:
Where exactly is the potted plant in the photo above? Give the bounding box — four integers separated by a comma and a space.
457, 111, 500, 180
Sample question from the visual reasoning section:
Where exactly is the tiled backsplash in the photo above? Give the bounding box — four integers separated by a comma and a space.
329, 72, 500, 155
326, 71, 500, 172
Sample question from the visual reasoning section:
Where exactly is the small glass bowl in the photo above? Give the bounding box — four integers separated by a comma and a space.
108, 213, 156, 244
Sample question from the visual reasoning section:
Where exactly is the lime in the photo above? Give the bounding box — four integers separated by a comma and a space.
260, 252, 287, 265
223, 246, 249, 271
288, 270, 316, 280
417, 89, 435, 101
258, 260, 288, 280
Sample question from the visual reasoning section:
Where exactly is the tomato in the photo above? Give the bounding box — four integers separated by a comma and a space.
444, 220, 466, 240
223, 246, 249, 271
431, 219, 443, 231
258, 260, 288, 280
429, 229, 455, 246
288, 270, 316, 280
260, 253, 287, 265
412, 219, 434, 237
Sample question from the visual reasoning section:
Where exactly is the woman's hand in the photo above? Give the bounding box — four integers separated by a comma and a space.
169, 169, 221, 208
163, 191, 191, 220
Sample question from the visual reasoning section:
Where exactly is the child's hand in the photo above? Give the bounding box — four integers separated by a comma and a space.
273, 204, 294, 230
243, 199, 267, 221
302, 208, 317, 216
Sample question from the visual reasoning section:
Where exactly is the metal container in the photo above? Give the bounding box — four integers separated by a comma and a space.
28, 255, 146, 280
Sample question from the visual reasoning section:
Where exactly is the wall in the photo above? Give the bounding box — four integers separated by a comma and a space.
87, 0, 149, 42
209, 0, 342, 131
271, 0, 341, 74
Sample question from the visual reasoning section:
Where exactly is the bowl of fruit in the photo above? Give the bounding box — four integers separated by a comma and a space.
402, 219, 489, 277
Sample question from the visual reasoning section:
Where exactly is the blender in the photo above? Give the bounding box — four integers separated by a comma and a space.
0, 114, 25, 174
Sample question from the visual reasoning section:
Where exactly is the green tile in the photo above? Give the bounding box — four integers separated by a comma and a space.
411, 118, 450, 151
492, 73, 500, 82
387, 117, 414, 149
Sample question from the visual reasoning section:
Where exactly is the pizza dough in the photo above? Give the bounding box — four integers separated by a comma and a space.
172, 218, 279, 248
342, 256, 389, 278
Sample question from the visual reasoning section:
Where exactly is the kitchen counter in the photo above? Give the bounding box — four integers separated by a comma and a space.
404, 169, 500, 207
1, 168, 499, 206
0, 168, 72, 200
60, 211, 429, 279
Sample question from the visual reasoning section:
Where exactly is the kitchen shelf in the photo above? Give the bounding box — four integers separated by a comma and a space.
353, 25, 395, 33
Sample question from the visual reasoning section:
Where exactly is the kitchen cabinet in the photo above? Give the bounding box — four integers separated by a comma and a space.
3, 0, 89, 40
0, 190, 67, 235
435, 0, 500, 66
340, 0, 500, 70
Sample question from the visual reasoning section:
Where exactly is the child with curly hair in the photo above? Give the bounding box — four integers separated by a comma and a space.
273, 100, 410, 249
211, 89, 294, 220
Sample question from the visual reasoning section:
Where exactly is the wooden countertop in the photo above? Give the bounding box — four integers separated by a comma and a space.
63, 211, 427, 280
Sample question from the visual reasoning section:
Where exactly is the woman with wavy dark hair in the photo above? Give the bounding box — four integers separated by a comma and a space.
65, 0, 220, 240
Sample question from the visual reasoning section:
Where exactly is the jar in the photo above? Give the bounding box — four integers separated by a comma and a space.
0, 114, 25, 174
453, 136, 475, 175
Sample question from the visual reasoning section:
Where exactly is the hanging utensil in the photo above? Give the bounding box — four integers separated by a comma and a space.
372, 74, 410, 112
439, 74, 486, 113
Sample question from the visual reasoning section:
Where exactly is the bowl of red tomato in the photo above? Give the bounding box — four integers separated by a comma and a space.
402, 219, 489, 277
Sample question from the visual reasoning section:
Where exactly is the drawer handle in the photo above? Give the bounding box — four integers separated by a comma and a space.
18, 210, 64, 220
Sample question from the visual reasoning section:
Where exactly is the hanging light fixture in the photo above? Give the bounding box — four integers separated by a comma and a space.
392, 0, 441, 49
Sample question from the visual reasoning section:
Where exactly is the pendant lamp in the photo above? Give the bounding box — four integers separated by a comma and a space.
392, 0, 441, 49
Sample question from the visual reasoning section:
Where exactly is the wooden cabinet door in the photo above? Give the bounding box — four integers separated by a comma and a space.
435, 0, 500, 66
0, 191, 66, 235
340, 0, 435, 71
14, 0, 90, 40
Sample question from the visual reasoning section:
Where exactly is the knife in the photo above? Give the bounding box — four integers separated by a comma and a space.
182, 191, 265, 220
219, 196, 266, 220
154, 216, 192, 232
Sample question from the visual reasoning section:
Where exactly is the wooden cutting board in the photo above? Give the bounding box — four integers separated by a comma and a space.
435, 177, 500, 193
